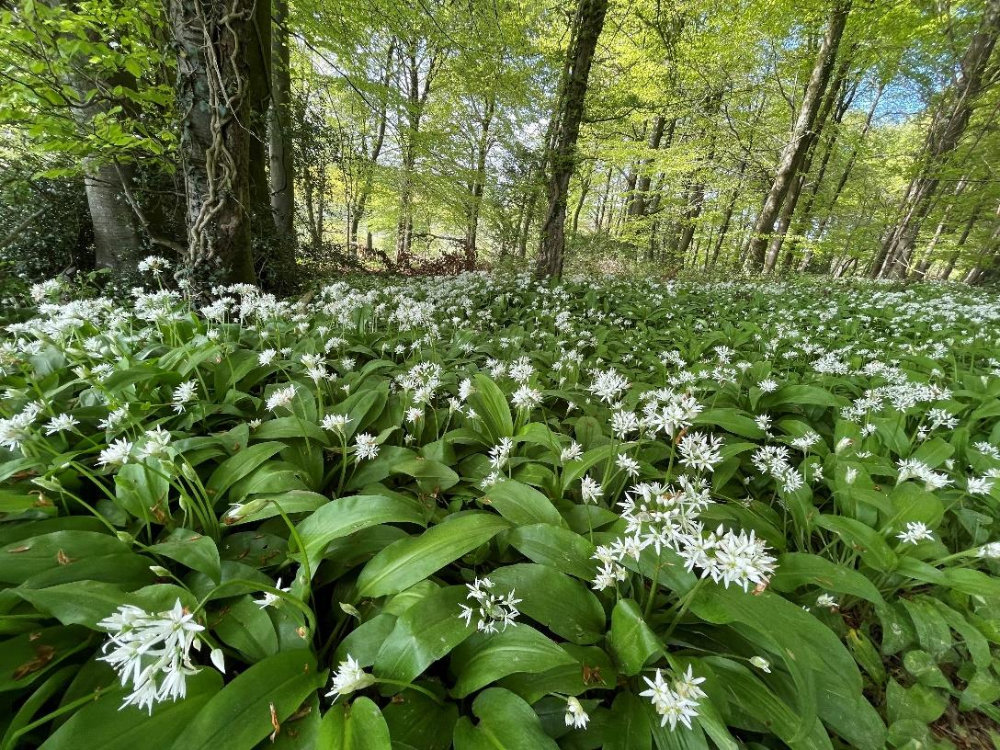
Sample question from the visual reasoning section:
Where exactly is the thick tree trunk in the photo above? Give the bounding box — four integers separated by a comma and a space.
82, 162, 143, 272
536, 0, 609, 278
747, 0, 851, 271
268, 0, 297, 288
877, 0, 1000, 278
168, 0, 257, 288
775, 64, 857, 270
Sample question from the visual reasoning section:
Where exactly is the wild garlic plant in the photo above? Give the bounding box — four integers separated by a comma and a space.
2, 269, 1000, 747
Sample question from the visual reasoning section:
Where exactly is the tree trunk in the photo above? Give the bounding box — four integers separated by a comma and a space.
350, 38, 395, 251
168, 0, 257, 288
776, 63, 857, 270
747, 0, 851, 271
465, 93, 496, 270
395, 42, 440, 267
877, 0, 1000, 278
268, 0, 298, 288
536, 0, 609, 278
81, 163, 143, 272
629, 117, 670, 218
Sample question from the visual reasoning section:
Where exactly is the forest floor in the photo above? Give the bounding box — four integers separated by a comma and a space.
1, 274, 999, 749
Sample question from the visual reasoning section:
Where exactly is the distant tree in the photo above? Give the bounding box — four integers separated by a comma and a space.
536, 0, 609, 278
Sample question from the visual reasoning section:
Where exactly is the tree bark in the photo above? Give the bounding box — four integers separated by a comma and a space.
535, 0, 609, 278
395, 41, 441, 267
350, 38, 395, 251
772, 60, 856, 270
747, 0, 851, 271
268, 0, 298, 289
81, 163, 144, 272
465, 92, 496, 270
628, 117, 670, 218
877, 0, 1000, 278
168, 0, 257, 288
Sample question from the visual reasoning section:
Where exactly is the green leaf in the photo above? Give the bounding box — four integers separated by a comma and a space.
770, 553, 884, 604
212, 595, 279, 662
14, 581, 126, 627
252, 417, 329, 444
481, 480, 562, 526
506, 524, 595, 579
694, 408, 765, 439
887, 482, 943, 528
168, 651, 325, 750
374, 586, 474, 683
899, 598, 952, 660
469, 374, 514, 442
450, 625, 576, 698
382, 691, 459, 750
609, 599, 661, 676
0, 531, 131, 584
150, 529, 222, 582
318, 697, 391, 749
392, 458, 460, 493
294, 494, 427, 574
815, 515, 897, 573
605, 692, 652, 750
357, 513, 510, 598
489, 564, 605, 644
562, 444, 617, 487
453, 688, 560, 750
765, 384, 845, 409
0, 626, 91, 692
692, 587, 885, 750
206, 442, 286, 503
40, 670, 223, 750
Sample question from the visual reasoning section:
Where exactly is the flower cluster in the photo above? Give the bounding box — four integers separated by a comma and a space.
593, 478, 776, 592
98, 599, 221, 713
458, 577, 521, 633
640, 666, 706, 730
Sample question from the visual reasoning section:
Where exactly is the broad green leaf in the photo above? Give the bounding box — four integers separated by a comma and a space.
694, 408, 765, 439
605, 692, 652, 750
318, 697, 391, 749
450, 625, 576, 698
14, 581, 126, 627
489, 563, 605, 644
150, 528, 222, 582
0, 626, 91, 692
206, 442, 286, 503
506, 524, 595, 579
481, 480, 562, 526
382, 691, 459, 750
294, 493, 426, 573
168, 651, 325, 750
815, 515, 897, 573
40, 670, 223, 750
608, 599, 661, 676
770, 553, 884, 604
452, 688, 560, 750
469, 374, 514, 442
212, 595, 279, 662
392, 458, 460, 493
375, 585, 473, 683
357, 513, 510, 598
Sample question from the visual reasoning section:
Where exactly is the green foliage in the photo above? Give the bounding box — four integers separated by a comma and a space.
1, 271, 1000, 748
